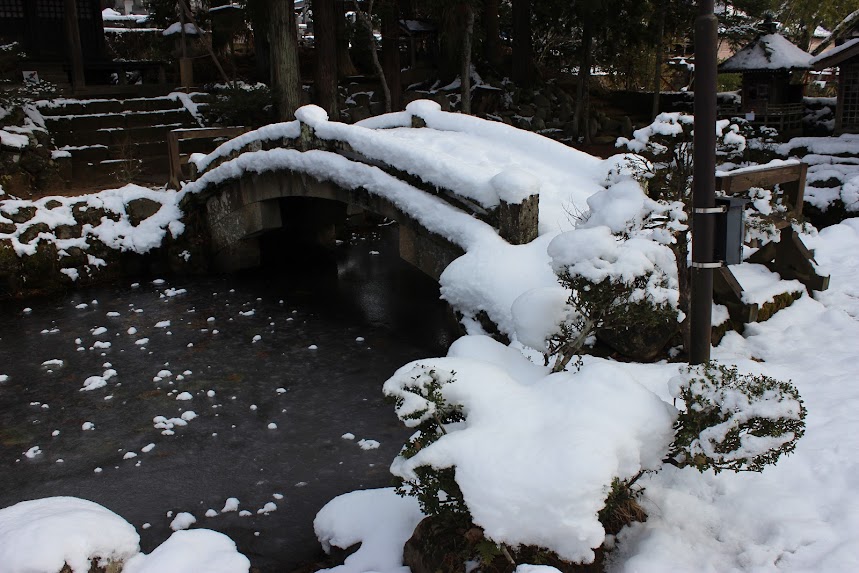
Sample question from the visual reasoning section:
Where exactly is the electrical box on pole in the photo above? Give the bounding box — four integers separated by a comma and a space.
714, 196, 751, 266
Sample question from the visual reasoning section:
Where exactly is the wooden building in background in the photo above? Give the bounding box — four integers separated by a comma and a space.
0, 0, 106, 86
811, 14, 859, 134
718, 19, 812, 134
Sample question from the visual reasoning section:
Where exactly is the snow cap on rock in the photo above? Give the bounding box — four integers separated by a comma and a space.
491, 168, 541, 204
294, 105, 329, 127
123, 529, 250, 573
0, 496, 140, 573
405, 99, 443, 117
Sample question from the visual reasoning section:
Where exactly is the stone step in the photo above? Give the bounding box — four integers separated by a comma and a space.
39, 96, 183, 117
107, 140, 168, 160
52, 123, 187, 147
45, 109, 195, 133
71, 156, 169, 187
65, 145, 110, 163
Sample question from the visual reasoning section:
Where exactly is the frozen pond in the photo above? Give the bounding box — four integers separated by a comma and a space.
0, 227, 459, 570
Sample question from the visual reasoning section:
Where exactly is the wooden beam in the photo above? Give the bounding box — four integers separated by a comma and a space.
716, 163, 805, 195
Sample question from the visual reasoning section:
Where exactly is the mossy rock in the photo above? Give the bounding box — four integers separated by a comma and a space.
0, 171, 33, 198
19, 241, 60, 292
17, 222, 49, 245
72, 205, 116, 226
757, 291, 802, 323
54, 224, 81, 240
3, 204, 36, 224
19, 145, 51, 174
126, 197, 162, 226
403, 516, 606, 573
0, 240, 22, 292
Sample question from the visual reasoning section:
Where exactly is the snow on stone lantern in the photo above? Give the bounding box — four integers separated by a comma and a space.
718, 17, 812, 134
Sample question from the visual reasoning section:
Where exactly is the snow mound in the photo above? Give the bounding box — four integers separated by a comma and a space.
0, 497, 139, 573
548, 227, 679, 307
123, 529, 250, 573
511, 286, 573, 351
383, 358, 677, 563
314, 488, 424, 573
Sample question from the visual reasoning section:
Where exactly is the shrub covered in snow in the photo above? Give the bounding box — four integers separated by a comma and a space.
513, 180, 683, 363
616, 112, 746, 204
387, 367, 468, 521
544, 224, 680, 366
383, 342, 807, 567
668, 362, 806, 474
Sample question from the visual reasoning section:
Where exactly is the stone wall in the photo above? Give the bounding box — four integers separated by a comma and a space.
0, 189, 208, 298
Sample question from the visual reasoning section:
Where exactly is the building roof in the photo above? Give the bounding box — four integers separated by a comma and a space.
719, 33, 812, 73
813, 9, 859, 54
812, 37, 859, 69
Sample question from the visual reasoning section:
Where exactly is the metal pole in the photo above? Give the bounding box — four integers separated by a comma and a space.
690, 0, 718, 364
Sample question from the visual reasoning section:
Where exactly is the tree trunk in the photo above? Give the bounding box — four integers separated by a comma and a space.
652, 4, 665, 119
335, 0, 358, 78
381, 0, 402, 110
511, 0, 532, 85
314, 0, 340, 118
461, 4, 474, 114
269, 0, 302, 120
573, 19, 592, 142
355, 0, 391, 113
483, 0, 501, 69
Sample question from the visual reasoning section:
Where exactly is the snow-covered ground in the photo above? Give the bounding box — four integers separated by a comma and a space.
3, 103, 858, 571
316, 219, 859, 572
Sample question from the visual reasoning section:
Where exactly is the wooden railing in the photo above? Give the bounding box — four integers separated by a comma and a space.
713, 161, 828, 328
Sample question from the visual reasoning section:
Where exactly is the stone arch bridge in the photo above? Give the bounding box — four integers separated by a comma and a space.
179, 102, 550, 281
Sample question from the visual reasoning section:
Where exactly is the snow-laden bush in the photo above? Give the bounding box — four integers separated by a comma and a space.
616, 112, 746, 205
384, 346, 806, 567
513, 181, 683, 364
668, 362, 806, 473
387, 367, 468, 521
544, 225, 679, 366
384, 356, 677, 564
617, 113, 808, 348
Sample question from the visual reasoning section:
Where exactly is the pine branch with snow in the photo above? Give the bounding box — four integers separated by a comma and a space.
386, 367, 469, 522
668, 363, 806, 474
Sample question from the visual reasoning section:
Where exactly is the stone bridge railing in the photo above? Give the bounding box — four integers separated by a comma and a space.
188, 105, 540, 246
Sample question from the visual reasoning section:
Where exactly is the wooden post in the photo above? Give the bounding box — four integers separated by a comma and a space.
179, 0, 192, 88
64, 0, 85, 88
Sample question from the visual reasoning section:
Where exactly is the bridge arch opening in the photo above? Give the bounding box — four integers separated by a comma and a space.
245, 195, 463, 352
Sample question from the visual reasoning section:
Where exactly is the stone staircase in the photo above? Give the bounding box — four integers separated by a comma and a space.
38, 95, 201, 188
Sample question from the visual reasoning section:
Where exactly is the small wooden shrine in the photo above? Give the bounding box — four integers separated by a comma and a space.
718, 19, 812, 133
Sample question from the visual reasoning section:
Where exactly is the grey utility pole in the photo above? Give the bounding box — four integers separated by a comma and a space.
690, 0, 718, 364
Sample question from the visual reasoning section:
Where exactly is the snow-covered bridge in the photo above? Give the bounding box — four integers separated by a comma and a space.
180, 100, 614, 280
